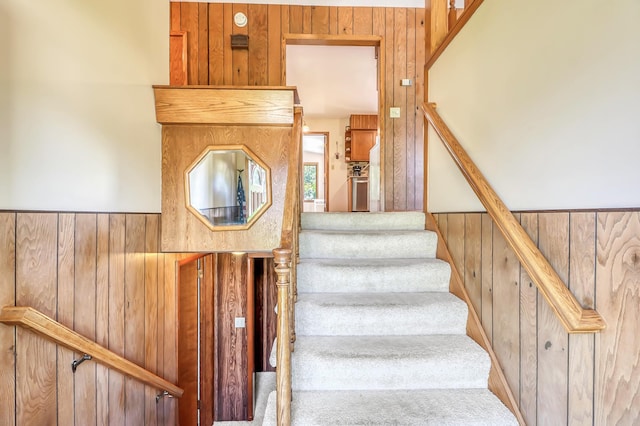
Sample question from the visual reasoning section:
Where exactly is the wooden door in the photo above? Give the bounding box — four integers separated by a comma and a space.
178, 254, 215, 426
178, 256, 200, 426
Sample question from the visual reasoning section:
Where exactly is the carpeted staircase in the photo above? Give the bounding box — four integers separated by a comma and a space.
263, 212, 518, 426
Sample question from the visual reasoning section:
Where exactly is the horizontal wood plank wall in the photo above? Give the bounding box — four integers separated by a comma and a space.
0, 212, 184, 426
434, 210, 640, 425
171, 2, 425, 211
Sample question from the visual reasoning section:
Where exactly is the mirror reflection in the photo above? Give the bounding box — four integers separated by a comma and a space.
187, 146, 270, 228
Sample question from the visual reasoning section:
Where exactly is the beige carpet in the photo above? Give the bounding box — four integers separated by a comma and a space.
262, 212, 518, 425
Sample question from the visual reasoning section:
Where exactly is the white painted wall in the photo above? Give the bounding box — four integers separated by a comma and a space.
428, 0, 640, 212
306, 117, 351, 212
1, 0, 168, 212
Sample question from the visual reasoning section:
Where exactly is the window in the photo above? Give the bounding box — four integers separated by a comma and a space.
303, 162, 318, 201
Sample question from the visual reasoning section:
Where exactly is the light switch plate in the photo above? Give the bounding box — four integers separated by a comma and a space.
390, 107, 401, 118
235, 317, 246, 328
401, 79, 412, 86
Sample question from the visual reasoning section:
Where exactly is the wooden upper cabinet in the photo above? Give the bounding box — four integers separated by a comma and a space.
347, 114, 378, 162
350, 130, 377, 162
350, 114, 378, 130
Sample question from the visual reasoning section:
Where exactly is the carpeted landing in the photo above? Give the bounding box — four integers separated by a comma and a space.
262, 212, 518, 426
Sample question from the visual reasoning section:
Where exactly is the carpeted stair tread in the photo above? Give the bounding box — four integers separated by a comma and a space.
297, 258, 451, 293
301, 211, 426, 231
296, 292, 467, 336
299, 230, 437, 259
290, 334, 490, 391
262, 388, 518, 426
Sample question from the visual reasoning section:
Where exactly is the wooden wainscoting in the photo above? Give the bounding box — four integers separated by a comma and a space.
169, 2, 426, 211
434, 210, 640, 425
0, 212, 187, 426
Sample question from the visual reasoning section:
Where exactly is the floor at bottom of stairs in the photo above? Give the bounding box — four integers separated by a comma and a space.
262, 388, 518, 426
213, 372, 275, 426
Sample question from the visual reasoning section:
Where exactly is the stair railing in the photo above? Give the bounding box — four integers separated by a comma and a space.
421, 102, 606, 333
272, 105, 303, 425
427, 0, 485, 70
0, 306, 183, 398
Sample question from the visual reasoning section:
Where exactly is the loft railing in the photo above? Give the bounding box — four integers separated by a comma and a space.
0, 306, 183, 398
426, 0, 485, 69
272, 105, 303, 425
421, 102, 606, 334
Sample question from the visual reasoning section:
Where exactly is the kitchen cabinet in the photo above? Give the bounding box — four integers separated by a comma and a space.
344, 114, 379, 162
350, 130, 376, 162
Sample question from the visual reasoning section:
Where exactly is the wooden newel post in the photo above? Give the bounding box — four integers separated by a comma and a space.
273, 248, 292, 426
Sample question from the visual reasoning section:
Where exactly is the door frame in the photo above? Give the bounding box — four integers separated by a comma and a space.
302, 131, 329, 212
282, 34, 385, 210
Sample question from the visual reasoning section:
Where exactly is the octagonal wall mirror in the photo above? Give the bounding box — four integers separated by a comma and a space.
185, 145, 271, 230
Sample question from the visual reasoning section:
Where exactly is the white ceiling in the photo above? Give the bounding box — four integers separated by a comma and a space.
286, 45, 378, 119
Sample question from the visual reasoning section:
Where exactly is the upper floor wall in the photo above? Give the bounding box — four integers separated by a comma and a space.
0, 0, 168, 212
428, 0, 640, 212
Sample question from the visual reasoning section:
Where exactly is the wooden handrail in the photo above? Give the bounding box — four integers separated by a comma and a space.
421, 102, 606, 333
0, 306, 183, 397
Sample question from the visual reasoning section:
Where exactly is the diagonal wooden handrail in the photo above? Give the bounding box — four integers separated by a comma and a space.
0, 306, 183, 397
421, 102, 606, 333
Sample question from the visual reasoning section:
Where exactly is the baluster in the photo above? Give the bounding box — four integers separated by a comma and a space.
448, 0, 458, 31
273, 248, 292, 426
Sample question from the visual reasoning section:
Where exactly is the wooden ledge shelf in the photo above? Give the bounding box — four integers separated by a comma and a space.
153, 85, 299, 125
0, 306, 183, 398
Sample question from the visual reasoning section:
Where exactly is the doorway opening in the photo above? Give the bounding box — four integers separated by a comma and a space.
284, 35, 384, 212
302, 132, 329, 212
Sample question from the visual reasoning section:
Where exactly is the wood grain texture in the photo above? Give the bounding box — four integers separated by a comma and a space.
172, 3, 425, 212
480, 214, 493, 341
537, 213, 569, 425
215, 253, 249, 421
0, 213, 16, 426
178, 259, 199, 426
464, 213, 482, 315
108, 214, 127, 425
0, 212, 181, 425
201, 255, 216, 426
75, 214, 98, 425
160, 123, 290, 252
447, 213, 465, 282
518, 213, 538, 425
595, 212, 640, 425
170, 32, 188, 86
392, 8, 408, 210
154, 86, 295, 125
15, 213, 58, 425
57, 213, 75, 426
248, 3, 269, 86
435, 209, 640, 425
568, 212, 596, 425
125, 214, 146, 425
95, 214, 110, 425
144, 214, 159, 426
422, 102, 605, 332
273, 248, 292, 426
492, 214, 521, 403
425, 213, 524, 423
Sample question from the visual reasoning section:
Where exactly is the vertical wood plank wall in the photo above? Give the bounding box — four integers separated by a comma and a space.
0, 212, 183, 426
434, 210, 640, 425
170, 2, 426, 211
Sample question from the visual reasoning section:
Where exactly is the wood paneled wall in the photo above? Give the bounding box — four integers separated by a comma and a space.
434, 210, 640, 425
0, 212, 185, 426
170, 2, 425, 211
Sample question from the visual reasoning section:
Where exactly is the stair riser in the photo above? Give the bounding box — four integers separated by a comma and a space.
297, 260, 451, 293
291, 356, 489, 391
301, 212, 426, 231
295, 301, 468, 336
299, 231, 437, 259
